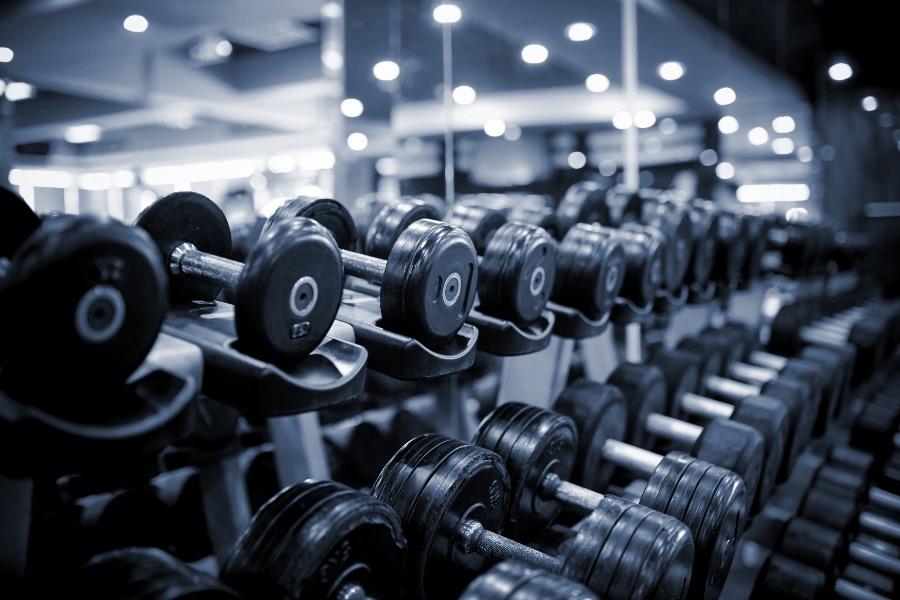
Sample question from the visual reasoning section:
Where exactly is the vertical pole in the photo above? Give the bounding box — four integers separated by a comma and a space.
622, 0, 639, 192
442, 24, 456, 205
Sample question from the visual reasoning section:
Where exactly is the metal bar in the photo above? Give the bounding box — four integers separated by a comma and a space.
704, 374, 760, 400
441, 23, 455, 205
870, 487, 900, 515
0, 473, 32, 579
625, 321, 643, 364
457, 519, 562, 573
848, 541, 900, 577
621, 0, 639, 191
645, 413, 702, 445
341, 250, 386, 282
749, 350, 787, 371
581, 327, 619, 383
268, 412, 331, 486
544, 473, 605, 513
834, 578, 889, 600
860, 511, 900, 545
601, 438, 661, 478
680, 392, 735, 419
175, 244, 243, 290
197, 455, 253, 565
728, 362, 777, 385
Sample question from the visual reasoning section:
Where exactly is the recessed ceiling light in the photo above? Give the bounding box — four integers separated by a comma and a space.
4, 81, 34, 102
123, 14, 149, 33
748, 127, 769, 145
657, 61, 685, 81
585, 73, 610, 93
714, 87, 736, 106
65, 124, 102, 144
772, 137, 795, 155
772, 116, 795, 133
861, 96, 878, 112
0, 47, 14, 63
567, 151, 587, 169
452, 85, 477, 105
828, 62, 853, 82
340, 98, 364, 118
521, 44, 549, 64
347, 132, 369, 151
484, 119, 507, 137
715, 162, 734, 180
566, 22, 596, 42
634, 109, 656, 129
612, 111, 633, 130
718, 116, 739, 134
432, 3, 461, 24
373, 60, 400, 81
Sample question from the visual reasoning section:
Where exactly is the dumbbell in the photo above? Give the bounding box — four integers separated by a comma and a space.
774, 515, 900, 587
460, 560, 598, 600
598, 362, 767, 512
58, 547, 239, 599
748, 551, 890, 600
445, 203, 625, 321
648, 348, 790, 510
677, 334, 816, 475
263, 196, 478, 345
0, 188, 167, 394
549, 382, 748, 599
135, 191, 343, 362
373, 433, 694, 600
369, 199, 557, 326
221, 480, 406, 599
671, 197, 718, 289
507, 205, 560, 239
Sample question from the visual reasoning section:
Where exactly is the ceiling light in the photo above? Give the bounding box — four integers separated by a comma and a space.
796, 146, 813, 163
772, 137, 795, 155
9, 168, 73, 188
699, 148, 718, 166
567, 151, 587, 169
340, 98, 364, 117
321, 2, 342, 19
714, 87, 736, 106
432, 3, 462, 24
484, 119, 506, 137
715, 162, 734, 180
718, 116, 739, 134
657, 61, 685, 81
347, 132, 368, 151
861, 96, 878, 112
658, 117, 677, 135
123, 15, 149, 33
65, 124, 102, 144
737, 183, 809, 203
585, 73, 610, 93
373, 60, 400, 81
322, 50, 343, 71
772, 116, 795, 133
504, 124, 522, 141
599, 159, 617, 176
828, 62, 853, 82
452, 85, 477, 105
215, 39, 233, 58
612, 111, 633, 130
521, 44, 549, 64
634, 109, 656, 129
747, 127, 769, 146
0, 47, 13, 63
566, 22, 596, 42
4, 81, 34, 102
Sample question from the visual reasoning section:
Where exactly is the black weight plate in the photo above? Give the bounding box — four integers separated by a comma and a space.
692, 419, 764, 512
648, 349, 701, 416
731, 395, 789, 506
615, 224, 665, 304
65, 547, 240, 599
682, 464, 746, 600
388, 409, 436, 456
761, 378, 815, 472
768, 304, 807, 356
508, 206, 560, 240
643, 202, 693, 291
639, 452, 694, 520
678, 336, 725, 380
554, 380, 628, 491
605, 507, 667, 600
459, 560, 599, 600
382, 219, 478, 344
758, 553, 826, 599
235, 217, 342, 361
551, 224, 625, 318
629, 506, 695, 600
711, 211, 745, 288
478, 222, 558, 325
0, 186, 41, 259
134, 191, 231, 303
556, 181, 611, 235
661, 455, 711, 525
780, 359, 829, 435
263, 196, 358, 251
365, 199, 440, 259
345, 421, 391, 487
1, 215, 166, 395
445, 203, 508, 254
608, 362, 668, 447
700, 328, 744, 374
222, 480, 406, 600
683, 200, 718, 287
779, 517, 842, 572
372, 434, 509, 600
721, 321, 760, 358
473, 403, 577, 539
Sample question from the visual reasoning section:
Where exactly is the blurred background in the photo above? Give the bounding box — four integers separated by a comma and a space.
1, 0, 897, 235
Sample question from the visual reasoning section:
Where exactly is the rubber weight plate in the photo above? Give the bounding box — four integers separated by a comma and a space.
554, 380, 628, 491
365, 198, 440, 259
445, 203, 507, 254
648, 349, 702, 413
459, 560, 599, 600
643, 201, 693, 291
691, 419, 764, 512
0, 186, 41, 260
135, 191, 231, 303
608, 362, 669, 447
616, 224, 666, 304
683, 200, 718, 287
678, 336, 725, 380
263, 196, 359, 251
1, 215, 166, 395
556, 181, 611, 235
381, 219, 478, 343
560, 495, 694, 600
372, 434, 510, 600
551, 223, 625, 319
235, 217, 342, 361
761, 378, 815, 474
479, 222, 558, 325
730, 395, 789, 507
473, 403, 577, 539
222, 480, 406, 599
508, 205, 560, 239
66, 547, 239, 599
